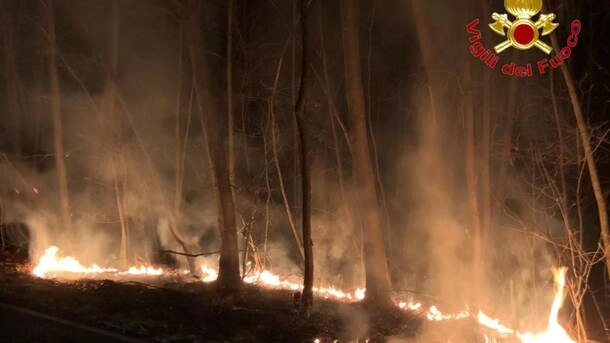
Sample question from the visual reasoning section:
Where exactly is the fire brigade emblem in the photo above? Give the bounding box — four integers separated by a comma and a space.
489, 0, 558, 54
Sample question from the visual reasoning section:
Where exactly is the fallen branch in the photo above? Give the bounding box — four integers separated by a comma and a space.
160, 250, 221, 258
160, 249, 248, 258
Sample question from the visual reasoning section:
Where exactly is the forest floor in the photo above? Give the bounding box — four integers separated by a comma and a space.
0, 255, 429, 343
3, 254, 605, 343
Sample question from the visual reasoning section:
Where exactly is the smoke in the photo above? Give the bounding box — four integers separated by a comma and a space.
383, 0, 567, 335
0, 0, 218, 270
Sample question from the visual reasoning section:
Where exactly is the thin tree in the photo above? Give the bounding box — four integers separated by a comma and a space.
186, 0, 241, 290
44, 0, 73, 235
551, 34, 610, 279
104, 0, 130, 269
295, 0, 313, 316
1, 2, 22, 155
340, 0, 392, 305
227, 0, 235, 188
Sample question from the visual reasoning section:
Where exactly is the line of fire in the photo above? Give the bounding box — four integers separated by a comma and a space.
0, 1, 608, 342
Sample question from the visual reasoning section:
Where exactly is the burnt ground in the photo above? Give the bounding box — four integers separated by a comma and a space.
0, 257, 429, 343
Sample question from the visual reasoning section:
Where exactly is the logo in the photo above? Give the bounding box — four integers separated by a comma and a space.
466, 0, 581, 77
489, 0, 557, 54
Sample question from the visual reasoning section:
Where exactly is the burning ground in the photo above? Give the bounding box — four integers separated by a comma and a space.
1, 256, 420, 343
0, 245, 589, 342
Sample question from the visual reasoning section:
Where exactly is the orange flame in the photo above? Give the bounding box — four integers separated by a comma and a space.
516, 267, 575, 343
200, 265, 366, 301
477, 267, 575, 343
33, 246, 118, 277
32, 247, 577, 342
32, 246, 162, 278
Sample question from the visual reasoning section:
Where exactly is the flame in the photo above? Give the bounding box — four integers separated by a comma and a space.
33, 246, 118, 277
32, 247, 577, 343
516, 267, 575, 343
32, 246, 162, 278
123, 265, 164, 276
477, 267, 575, 343
201, 265, 365, 301
477, 311, 515, 336
426, 305, 470, 321
200, 265, 219, 282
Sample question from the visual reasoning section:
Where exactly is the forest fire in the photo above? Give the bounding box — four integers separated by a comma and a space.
1, 1, 607, 341
32, 246, 163, 278
32, 246, 576, 343
515, 268, 575, 343
477, 268, 575, 343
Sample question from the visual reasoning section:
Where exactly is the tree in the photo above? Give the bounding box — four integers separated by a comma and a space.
186, 0, 241, 290
551, 34, 610, 280
296, 0, 313, 316
339, 0, 392, 305
1, 2, 23, 156
44, 0, 73, 236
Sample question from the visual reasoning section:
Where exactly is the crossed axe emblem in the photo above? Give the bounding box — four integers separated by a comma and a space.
489, 0, 558, 54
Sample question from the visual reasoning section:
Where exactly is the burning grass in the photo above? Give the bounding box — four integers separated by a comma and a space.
23, 245, 582, 343
0, 262, 419, 342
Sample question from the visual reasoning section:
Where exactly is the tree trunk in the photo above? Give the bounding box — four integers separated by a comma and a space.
227, 0, 236, 189
316, 0, 355, 264
2, 3, 23, 155
186, 0, 240, 290
296, 0, 313, 317
269, 44, 305, 265
45, 0, 73, 235
105, 0, 130, 269
552, 35, 610, 279
339, 0, 392, 305
463, 64, 484, 304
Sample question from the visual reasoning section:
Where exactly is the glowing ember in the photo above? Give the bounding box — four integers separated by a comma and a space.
398, 301, 422, 311
123, 266, 164, 276
426, 305, 470, 321
32, 246, 162, 278
200, 265, 218, 282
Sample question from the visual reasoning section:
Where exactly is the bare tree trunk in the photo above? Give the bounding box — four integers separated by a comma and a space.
316, 1, 355, 256
269, 43, 305, 264
1, 3, 22, 155
172, 26, 197, 274
45, 0, 73, 235
340, 0, 392, 305
291, 0, 301, 216
479, 4, 492, 267
227, 0, 235, 188
497, 72, 517, 200
552, 35, 610, 279
204, 104, 241, 290
187, 0, 241, 290
296, 0, 313, 317
463, 64, 484, 304
105, 0, 130, 268
114, 168, 129, 268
